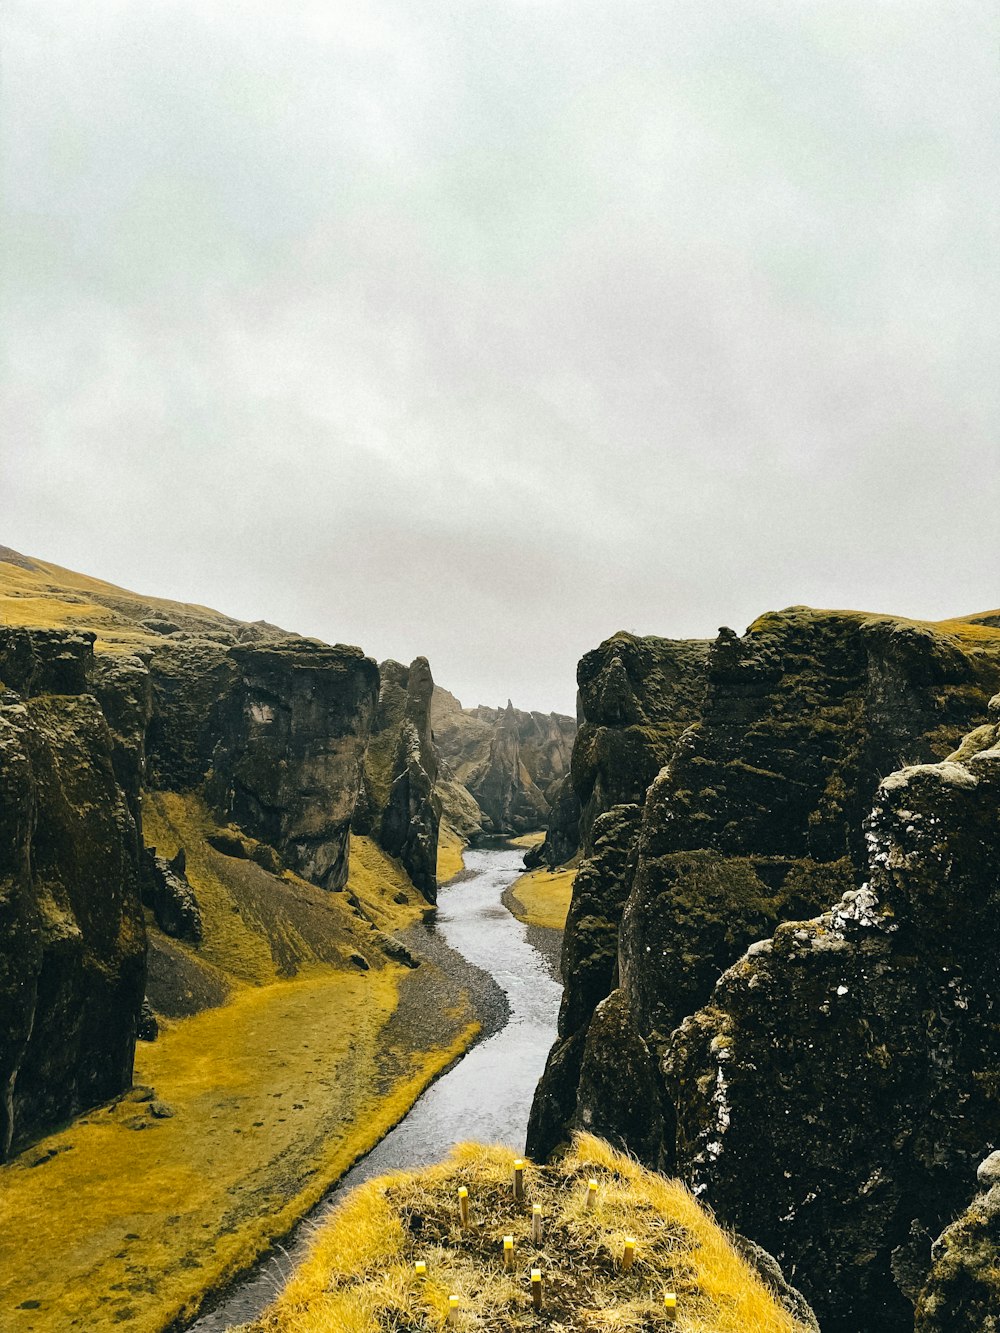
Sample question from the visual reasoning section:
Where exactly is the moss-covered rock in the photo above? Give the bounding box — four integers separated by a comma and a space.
0, 628, 149, 1159
207, 640, 379, 891
665, 735, 1000, 1333
369, 657, 441, 903
917, 1157, 1000, 1333
572, 632, 711, 852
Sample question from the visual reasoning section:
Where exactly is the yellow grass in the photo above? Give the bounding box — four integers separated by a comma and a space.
508, 831, 546, 849
0, 964, 478, 1333
241, 1134, 811, 1333
509, 864, 577, 931
747, 605, 1000, 650
437, 820, 468, 884
0, 796, 480, 1333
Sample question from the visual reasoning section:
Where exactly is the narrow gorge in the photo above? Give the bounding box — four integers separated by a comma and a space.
2, 546, 998, 1333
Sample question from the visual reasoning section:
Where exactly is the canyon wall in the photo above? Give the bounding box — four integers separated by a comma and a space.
530, 608, 1000, 1332
0, 628, 150, 1159
354, 657, 441, 902
431, 687, 576, 835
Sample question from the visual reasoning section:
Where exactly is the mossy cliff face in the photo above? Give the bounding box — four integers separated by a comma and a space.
354, 657, 441, 902
532, 609, 1000, 1332
666, 727, 1000, 1333
526, 803, 642, 1160
207, 640, 379, 891
916, 1151, 1000, 1333
572, 632, 711, 854
431, 687, 576, 835
0, 628, 149, 1159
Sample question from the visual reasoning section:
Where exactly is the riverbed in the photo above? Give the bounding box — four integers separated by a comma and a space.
186, 842, 562, 1331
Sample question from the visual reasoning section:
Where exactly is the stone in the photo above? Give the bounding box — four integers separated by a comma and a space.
0, 628, 149, 1161
141, 848, 203, 942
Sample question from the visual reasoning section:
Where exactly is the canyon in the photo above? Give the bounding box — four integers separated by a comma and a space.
2, 543, 998, 1333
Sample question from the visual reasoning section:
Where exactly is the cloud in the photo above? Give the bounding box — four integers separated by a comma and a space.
3, 0, 998, 713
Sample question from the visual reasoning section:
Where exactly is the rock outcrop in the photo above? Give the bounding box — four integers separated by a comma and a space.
355, 657, 441, 902
572, 632, 711, 852
667, 722, 1000, 1332
531, 609, 1000, 1333
916, 1152, 1000, 1333
140, 847, 202, 942
206, 640, 379, 891
431, 687, 575, 835
0, 628, 149, 1159
531, 611, 1000, 1171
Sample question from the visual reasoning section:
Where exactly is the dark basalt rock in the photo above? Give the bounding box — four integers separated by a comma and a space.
525, 772, 581, 869
572, 632, 711, 854
533, 611, 1000, 1176
0, 628, 149, 1160
666, 732, 1000, 1333
206, 640, 379, 892
357, 658, 441, 903
916, 1150, 1000, 1333
526, 803, 642, 1160
141, 847, 202, 942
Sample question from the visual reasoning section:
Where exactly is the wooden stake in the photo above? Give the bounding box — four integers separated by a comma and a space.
513, 1158, 525, 1201
531, 1268, 542, 1312
414, 1260, 427, 1279
531, 1203, 543, 1245
448, 1294, 461, 1324
622, 1237, 635, 1271
458, 1186, 470, 1228
585, 1178, 598, 1211
663, 1291, 677, 1322
503, 1235, 514, 1271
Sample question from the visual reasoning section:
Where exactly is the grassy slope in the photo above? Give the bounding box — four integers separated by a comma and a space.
240, 1134, 811, 1333
509, 864, 577, 931
0, 550, 484, 1332
437, 820, 468, 885
0, 548, 262, 651
0, 817, 480, 1333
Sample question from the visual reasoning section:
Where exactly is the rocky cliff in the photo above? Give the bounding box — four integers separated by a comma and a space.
354, 657, 441, 902
667, 710, 1000, 1332
0, 627, 150, 1159
916, 1150, 1000, 1333
530, 608, 1000, 1332
431, 687, 575, 835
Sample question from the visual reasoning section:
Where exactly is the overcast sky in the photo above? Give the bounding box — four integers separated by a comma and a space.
3, 1, 997, 714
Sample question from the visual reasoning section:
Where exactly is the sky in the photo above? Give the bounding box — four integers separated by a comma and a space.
3, 1, 998, 715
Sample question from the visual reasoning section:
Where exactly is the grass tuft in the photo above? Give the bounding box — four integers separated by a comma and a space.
241, 1135, 811, 1333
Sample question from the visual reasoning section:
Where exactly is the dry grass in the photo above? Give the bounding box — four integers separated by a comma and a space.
0, 797, 480, 1333
509, 865, 577, 931
437, 821, 468, 885
241, 1134, 810, 1333
509, 832, 546, 850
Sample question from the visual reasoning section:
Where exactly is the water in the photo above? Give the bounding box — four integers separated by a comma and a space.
186, 843, 562, 1330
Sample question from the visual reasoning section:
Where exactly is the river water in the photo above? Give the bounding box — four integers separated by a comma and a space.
186, 843, 562, 1331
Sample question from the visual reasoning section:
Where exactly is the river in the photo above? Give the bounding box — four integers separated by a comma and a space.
186, 842, 562, 1331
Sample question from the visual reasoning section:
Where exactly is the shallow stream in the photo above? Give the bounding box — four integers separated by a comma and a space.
186, 843, 562, 1330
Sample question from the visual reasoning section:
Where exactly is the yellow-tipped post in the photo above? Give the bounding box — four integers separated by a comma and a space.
664, 1291, 677, 1322
531, 1202, 543, 1246
585, 1178, 598, 1211
513, 1158, 525, 1201
531, 1268, 542, 1312
503, 1236, 514, 1272
458, 1186, 470, 1228
622, 1237, 635, 1271
414, 1260, 427, 1279
448, 1293, 461, 1324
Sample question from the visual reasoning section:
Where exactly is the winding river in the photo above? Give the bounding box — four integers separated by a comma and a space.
187, 843, 562, 1331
